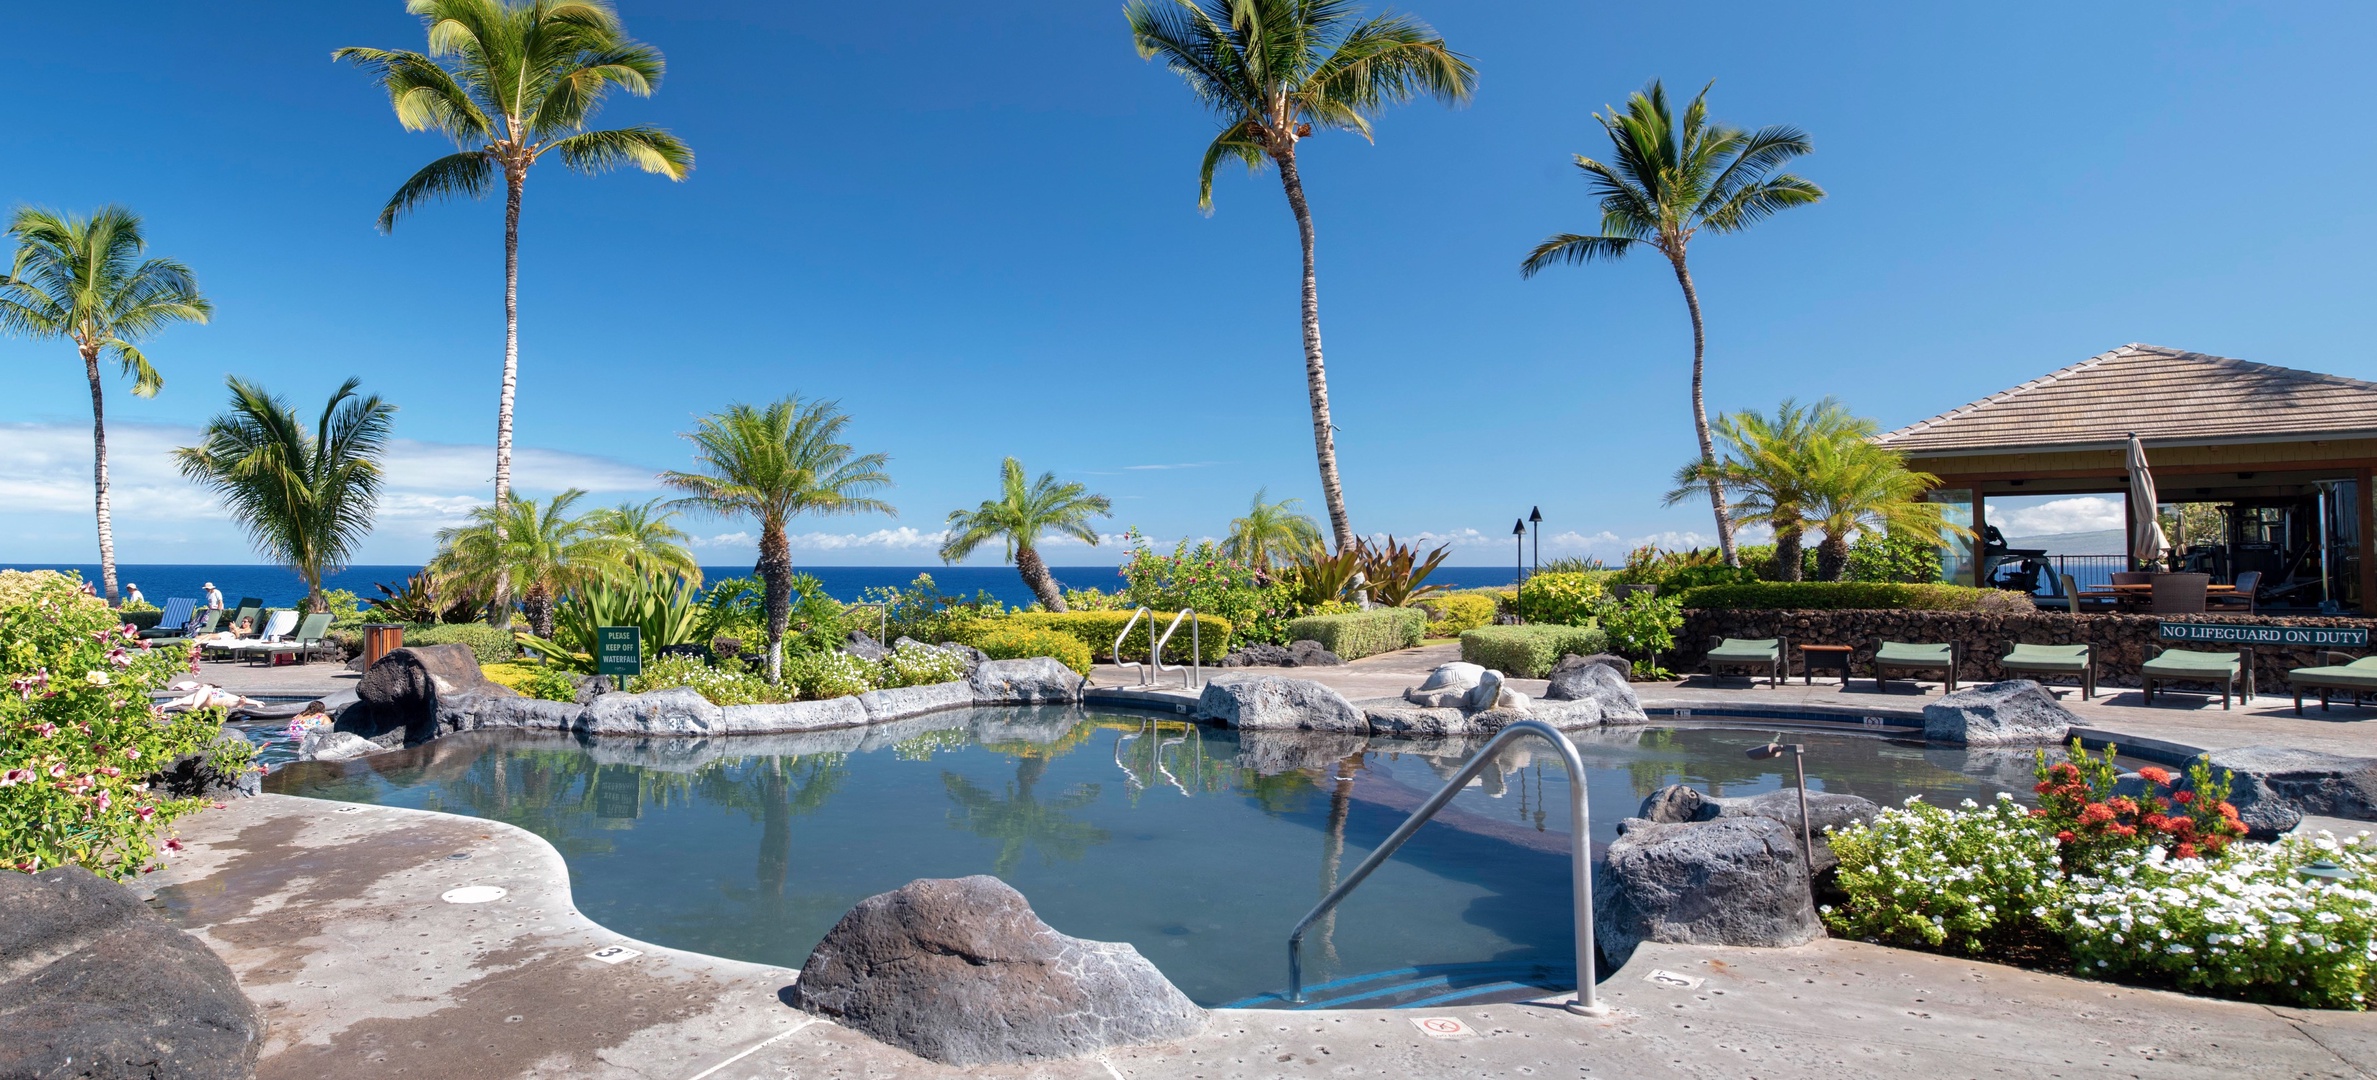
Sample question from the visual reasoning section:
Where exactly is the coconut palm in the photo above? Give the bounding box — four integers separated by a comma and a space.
1224, 487, 1321, 571
1522, 80, 1824, 567
1804, 439, 1960, 582
173, 378, 397, 613
940, 458, 1112, 613
0, 206, 212, 602
659, 399, 894, 684
585, 498, 700, 585
1128, 0, 1475, 552
430, 488, 622, 636
337, 0, 693, 617
1665, 399, 1858, 582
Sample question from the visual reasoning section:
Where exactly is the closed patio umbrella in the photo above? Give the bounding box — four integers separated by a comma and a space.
2127, 433, 2168, 568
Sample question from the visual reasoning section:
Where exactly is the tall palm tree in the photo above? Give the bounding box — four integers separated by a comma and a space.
585, 497, 700, 585
940, 458, 1112, 613
1522, 80, 1823, 567
1665, 398, 1857, 582
174, 378, 398, 613
1128, 0, 1475, 552
1805, 440, 1960, 582
337, 0, 693, 619
1224, 487, 1321, 571
430, 488, 621, 635
0, 206, 212, 603
659, 399, 894, 684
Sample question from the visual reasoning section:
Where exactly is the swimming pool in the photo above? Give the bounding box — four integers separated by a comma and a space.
265, 707, 2042, 1007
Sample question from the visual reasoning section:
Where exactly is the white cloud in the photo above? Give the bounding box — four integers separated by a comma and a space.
1995, 496, 2124, 537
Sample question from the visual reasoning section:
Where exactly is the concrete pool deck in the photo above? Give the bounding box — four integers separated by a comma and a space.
145, 793, 2377, 1079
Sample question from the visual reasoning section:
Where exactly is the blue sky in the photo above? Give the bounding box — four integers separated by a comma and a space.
4, 1, 2372, 567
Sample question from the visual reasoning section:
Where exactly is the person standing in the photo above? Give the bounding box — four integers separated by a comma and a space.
202, 581, 223, 611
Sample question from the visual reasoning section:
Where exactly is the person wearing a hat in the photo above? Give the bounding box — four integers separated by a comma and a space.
124, 583, 145, 606
203, 582, 224, 610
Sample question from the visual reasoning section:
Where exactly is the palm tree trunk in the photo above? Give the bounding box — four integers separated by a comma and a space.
1016, 544, 1066, 612
1668, 256, 1737, 566
758, 520, 792, 684
489, 166, 525, 629
82, 345, 120, 604
1816, 530, 1852, 582
1275, 152, 1355, 553
1774, 526, 1804, 582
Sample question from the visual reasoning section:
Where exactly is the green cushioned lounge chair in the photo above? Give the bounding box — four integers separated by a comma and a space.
2001, 642, 2094, 700
254, 612, 335, 666
2140, 647, 2251, 710
2289, 654, 2377, 715
1706, 636, 1786, 687
141, 607, 223, 650
1873, 641, 1958, 693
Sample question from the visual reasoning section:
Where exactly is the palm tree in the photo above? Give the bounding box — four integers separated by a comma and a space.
430, 488, 622, 636
1128, 0, 1475, 553
337, 0, 693, 618
1665, 399, 1857, 582
173, 378, 398, 613
585, 497, 701, 585
1522, 80, 1823, 567
1224, 487, 1321, 571
0, 206, 212, 603
659, 399, 894, 684
1804, 437, 1961, 582
939, 458, 1112, 613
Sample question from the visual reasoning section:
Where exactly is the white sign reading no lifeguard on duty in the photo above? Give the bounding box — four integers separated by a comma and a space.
2157, 623, 2369, 649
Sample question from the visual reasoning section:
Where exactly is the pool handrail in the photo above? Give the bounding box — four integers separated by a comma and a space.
1114, 606, 1152, 685
1285, 719, 1607, 1015
1151, 607, 1201, 689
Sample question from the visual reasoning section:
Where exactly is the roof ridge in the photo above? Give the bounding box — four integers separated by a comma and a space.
2137, 344, 2377, 394
1877, 344, 2135, 444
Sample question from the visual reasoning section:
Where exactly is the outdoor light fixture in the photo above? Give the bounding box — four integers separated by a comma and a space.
1529, 506, 1543, 582
2298, 858, 2356, 884
1513, 519, 1529, 623
1745, 737, 1814, 879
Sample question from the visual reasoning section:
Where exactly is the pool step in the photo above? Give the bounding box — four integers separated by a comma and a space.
1222, 961, 1575, 1010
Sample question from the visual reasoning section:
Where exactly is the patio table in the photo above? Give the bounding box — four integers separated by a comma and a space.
1797, 644, 1854, 686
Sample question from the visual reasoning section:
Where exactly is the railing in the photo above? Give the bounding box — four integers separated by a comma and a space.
1113, 606, 1152, 685
1151, 607, 1201, 689
1285, 719, 1607, 1015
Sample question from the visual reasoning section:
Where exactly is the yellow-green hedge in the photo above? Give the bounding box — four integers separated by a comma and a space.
988, 610, 1233, 664
1418, 593, 1497, 637
973, 624, 1095, 675
1285, 608, 1426, 660
1460, 624, 1610, 678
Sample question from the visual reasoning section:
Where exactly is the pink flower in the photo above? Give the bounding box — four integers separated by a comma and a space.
121, 748, 139, 761
135, 805, 156, 821
99, 765, 122, 777
34, 723, 58, 739
0, 769, 31, 787
46, 763, 67, 779
164, 838, 185, 852
107, 647, 132, 668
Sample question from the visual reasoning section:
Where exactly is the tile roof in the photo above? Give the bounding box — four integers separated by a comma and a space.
1876, 343, 2377, 454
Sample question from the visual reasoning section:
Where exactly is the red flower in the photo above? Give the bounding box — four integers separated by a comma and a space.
2175, 841, 2199, 859
2173, 790, 2195, 805
2138, 766, 2173, 786
2055, 830, 2077, 843
2080, 803, 2116, 825
2217, 802, 2241, 820
2141, 813, 2170, 831
2107, 796, 2139, 816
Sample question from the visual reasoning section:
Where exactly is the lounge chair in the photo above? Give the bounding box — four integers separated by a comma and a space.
2289, 653, 2377, 715
2149, 573, 2210, 615
142, 608, 223, 649
2208, 570, 2262, 614
2002, 642, 2095, 699
138, 597, 198, 640
1706, 637, 1786, 687
1873, 641, 1958, 693
213, 609, 298, 661
2140, 646, 2251, 709
255, 613, 335, 666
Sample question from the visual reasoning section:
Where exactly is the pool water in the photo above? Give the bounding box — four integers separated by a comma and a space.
265, 707, 2040, 1006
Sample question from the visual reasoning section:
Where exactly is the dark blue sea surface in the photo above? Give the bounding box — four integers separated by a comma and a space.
7, 563, 1527, 611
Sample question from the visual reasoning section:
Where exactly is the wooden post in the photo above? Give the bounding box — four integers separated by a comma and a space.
2359, 466, 2374, 614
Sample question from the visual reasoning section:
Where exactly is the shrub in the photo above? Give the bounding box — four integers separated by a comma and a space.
321, 588, 367, 627
2032, 740, 2245, 870
1517, 572, 1605, 626
1597, 591, 1683, 659
1674, 581, 2034, 613
3, 570, 255, 878
972, 624, 1095, 675
1824, 794, 2067, 955
1117, 535, 1291, 644
858, 573, 1004, 646
1417, 593, 1496, 638
1849, 531, 1944, 584
1458, 624, 1609, 678
992, 610, 1233, 664
121, 606, 165, 632
399, 622, 516, 663
629, 653, 800, 705
1286, 608, 1426, 661
880, 641, 967, 688
482, 661, 580, 702
786, 650, 879, 700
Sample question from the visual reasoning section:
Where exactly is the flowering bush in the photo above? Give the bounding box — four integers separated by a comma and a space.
2066, 834, 2377, 1009
1825, 795, 2067, 954
1117, 534, 1294, 645
1516, 571, 1606, 627
2, 570, 252, 879
2033, 739, 2245, 869
1595, 590, 1683, 660
787, 649, 880, 700
627, 653, 797, 705
879, 641, 967, 688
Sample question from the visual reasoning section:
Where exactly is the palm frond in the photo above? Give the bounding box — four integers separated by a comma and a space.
377, 151, 498, 232
544, 125, 693, 179
1519, 233, 1639, 276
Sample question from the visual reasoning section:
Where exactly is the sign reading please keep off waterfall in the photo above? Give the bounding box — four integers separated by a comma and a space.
2156, 623, 2369, 649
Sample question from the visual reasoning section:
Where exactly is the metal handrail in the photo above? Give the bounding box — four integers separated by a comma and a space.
1113, 606, 1152, 685
1151, 607, 1201, 689
1286, 719, 1607, 1015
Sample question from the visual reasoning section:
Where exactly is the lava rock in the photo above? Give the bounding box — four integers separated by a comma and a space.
1595, 815, 1820, 967
2203, 745, 2377, 840
1545, 662, 1648, 723
1922, 680, 2076, 746
148, 724, 262, 799
582, 687, 724, 736
572, 674, 614, 705
935, 641, 989, 673
0, 866, 263, 1080
1284, 640, 1344, 666
791, 876, 1205, 1065
844, 630, 888, 663
352, 644, 513, 741
1361, 700, 1499, 737
1218, 642, 1292, 667
1549, 653, 1633, 682
296, 730, 380, 762
1404, 662, 1486, 708
720, 697, 871, 734
858, 679, 976, 723
1196, 676, 1367, 732
969, 657, 1084, 705
433, 692, 586, 734
1631, 784, 1882, 872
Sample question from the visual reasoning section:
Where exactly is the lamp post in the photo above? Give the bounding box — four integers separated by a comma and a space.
1746, 738, 1813, 886
1513, 519, 1528, 623
1529, 506, 1543, 581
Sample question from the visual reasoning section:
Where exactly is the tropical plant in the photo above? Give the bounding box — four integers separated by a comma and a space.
1847, 530, 1943, 584
1283, 540, 1364, 607
785, 649, 878, 700
528, 570, 703, 666
692, 574, 765, 650
368, 572, 483, 624
879, 641, 967, 688
0, 206, 212, 603
971, 623, 1095, 675
659, 398, 894, 684
1523, 80, 1824, 567
337, 0, 693, 618
1595, 590, 1683, 662
626, 653, 795, 705
940, 458, 1112, 613
1116, 535, 1288, 644
1804, 439, 1960, 581
1353, 535, 1451, 607
1824, 794, 2067, 956
586, 498, 700, 585
1516, 570, 1604, 626
1225, 488, 1322, 570
1666, 399, 1860, 582
173, 378, 397, 613
430, 488, 623, 635
858, 574, 1004, 647
1128, 0, 1476, 551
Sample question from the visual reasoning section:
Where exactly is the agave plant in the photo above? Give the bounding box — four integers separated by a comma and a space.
1355, 536, 1453, 607
367, 572, 481, 624
517, 571, 705, 670
1284, 541, 1364, 607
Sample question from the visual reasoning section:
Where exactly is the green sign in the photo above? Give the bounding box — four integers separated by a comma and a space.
2158, 623, 2368, 649
595, 625, 643, 677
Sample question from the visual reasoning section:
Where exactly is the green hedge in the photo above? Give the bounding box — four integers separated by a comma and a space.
989, 610, 1233, 664
973, 624, 1095, 675
1675, 581, 2033, 614
398, 622, 518, 664
1516, 572, 1606, 626
1417, 593, 1497, 638
1459, 624, 1610, 678
1286, 607, 1426, 660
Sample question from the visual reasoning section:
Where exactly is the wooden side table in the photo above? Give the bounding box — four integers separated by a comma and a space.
1798, 644, 1854, 686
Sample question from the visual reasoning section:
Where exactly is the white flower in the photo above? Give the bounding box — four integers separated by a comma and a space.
84, 669, 110, 686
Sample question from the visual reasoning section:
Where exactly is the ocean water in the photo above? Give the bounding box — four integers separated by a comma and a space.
8, 563, 1527, 611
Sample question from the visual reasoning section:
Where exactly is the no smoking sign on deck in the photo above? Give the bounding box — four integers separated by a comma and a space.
1411, 1017, 1473, 1039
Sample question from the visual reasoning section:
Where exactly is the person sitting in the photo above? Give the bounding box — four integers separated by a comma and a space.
200, 616, 257, 643
124, 583, 146, 607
